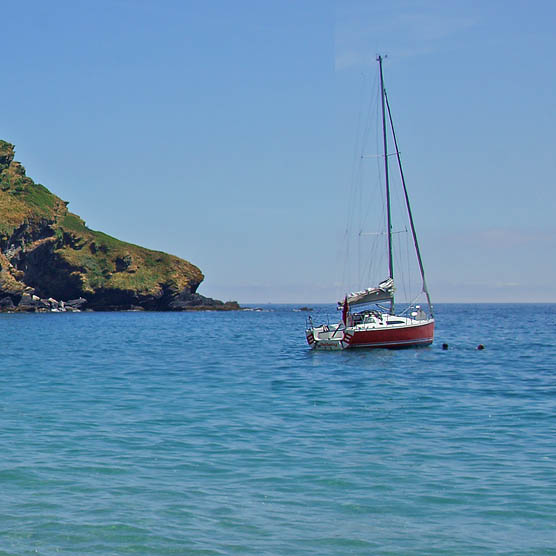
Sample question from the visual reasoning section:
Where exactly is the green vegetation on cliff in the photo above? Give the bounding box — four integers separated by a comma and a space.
54, 210, 201, 297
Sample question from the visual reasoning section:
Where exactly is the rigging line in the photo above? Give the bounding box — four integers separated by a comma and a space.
368, 77, 387, 285
355, 73, 380, 235
365, 233, 385, 290
342, 74, 378, 295
348, 65, 388, 293
393, 205, 419, 306
360, 228, 407, 236
358, 230, 384, 290
378, 56, 394, 298
360, 71, 380, 158
361, 152, 400, 158
402, 232, 410, 304
346, 77, 367, 216
384, 88, 433, 317
358, 226, 361, 288
360, 159, 377, 230
393, 234, 406, 304
398, 291, 426, 316
360, 74, 382, 239
371, 69, 386, 247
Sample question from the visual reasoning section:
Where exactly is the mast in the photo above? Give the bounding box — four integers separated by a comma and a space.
384, 88, 434, 317
377, 55, 394, 314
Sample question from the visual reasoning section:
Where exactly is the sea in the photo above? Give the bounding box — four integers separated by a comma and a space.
0, 303, 555, 555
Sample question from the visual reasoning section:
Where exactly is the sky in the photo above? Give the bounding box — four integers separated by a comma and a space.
1, 0, 555, 303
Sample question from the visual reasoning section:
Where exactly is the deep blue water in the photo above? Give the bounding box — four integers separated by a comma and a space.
0, 304, 555, 555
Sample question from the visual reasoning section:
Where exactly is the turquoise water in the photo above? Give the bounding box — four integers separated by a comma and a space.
1, 304, 555, 555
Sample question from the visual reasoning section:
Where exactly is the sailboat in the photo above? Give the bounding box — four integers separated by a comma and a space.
306, 56, 434, 350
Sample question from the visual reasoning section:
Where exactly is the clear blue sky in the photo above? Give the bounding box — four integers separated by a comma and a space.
2, 1, 555, 303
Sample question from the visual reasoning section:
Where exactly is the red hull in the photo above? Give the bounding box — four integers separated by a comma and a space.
348, 321, 434, 349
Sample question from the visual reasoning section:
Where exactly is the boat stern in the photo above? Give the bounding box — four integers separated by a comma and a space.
306, 324, 352, 350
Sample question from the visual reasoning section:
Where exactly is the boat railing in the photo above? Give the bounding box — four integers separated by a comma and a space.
306, 314, 345, 338
306, 314, 331, 330
396, 300, 431, 320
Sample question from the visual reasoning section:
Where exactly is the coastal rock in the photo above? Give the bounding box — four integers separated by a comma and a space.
168, 288, 241, 311
66, 297, 87, 309
0, 140, 239, 312
17, 293, 50, 312
0, 296, 15, 310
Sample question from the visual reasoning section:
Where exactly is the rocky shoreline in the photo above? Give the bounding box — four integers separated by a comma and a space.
0, 290, 240, 313
1, 292, 87, 312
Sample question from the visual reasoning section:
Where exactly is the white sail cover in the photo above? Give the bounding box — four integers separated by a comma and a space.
341, 278, 394, 307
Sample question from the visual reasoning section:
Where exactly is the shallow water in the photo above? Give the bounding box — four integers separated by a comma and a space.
1, 304, 555, 554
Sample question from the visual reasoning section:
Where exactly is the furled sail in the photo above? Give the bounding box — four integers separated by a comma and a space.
340, 278, 394, 308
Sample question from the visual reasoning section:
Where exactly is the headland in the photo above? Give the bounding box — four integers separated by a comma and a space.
0, 140, 239, 312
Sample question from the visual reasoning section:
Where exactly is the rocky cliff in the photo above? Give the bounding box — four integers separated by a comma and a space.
0, 140, 239, 312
